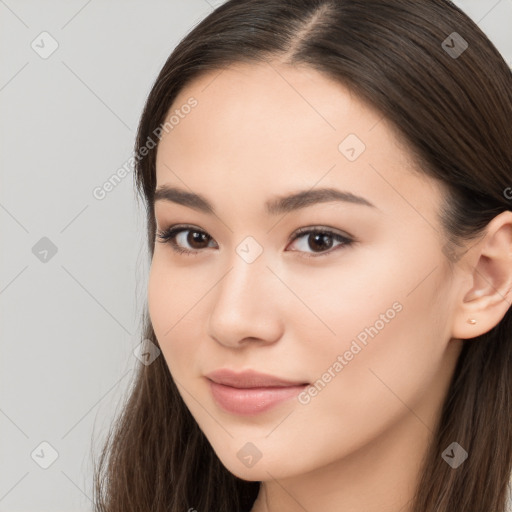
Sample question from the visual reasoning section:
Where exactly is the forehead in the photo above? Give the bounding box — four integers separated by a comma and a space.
164, 61, 383, 152
154, 61, 444, 224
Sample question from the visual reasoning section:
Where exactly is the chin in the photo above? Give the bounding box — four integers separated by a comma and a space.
214, 447, 306, 482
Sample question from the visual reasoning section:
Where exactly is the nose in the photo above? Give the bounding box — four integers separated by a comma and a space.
207, 251, 284, 348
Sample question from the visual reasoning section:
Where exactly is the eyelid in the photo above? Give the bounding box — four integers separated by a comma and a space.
290, 225, 353, 242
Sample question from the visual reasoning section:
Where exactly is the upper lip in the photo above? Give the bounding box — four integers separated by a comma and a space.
205, 369, 309, 389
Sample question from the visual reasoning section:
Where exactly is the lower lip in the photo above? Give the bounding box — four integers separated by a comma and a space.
208, 379, 308, 416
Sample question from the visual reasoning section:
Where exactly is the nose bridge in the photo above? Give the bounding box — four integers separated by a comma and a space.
207, 242, 282, 346
216, 243, 270, 314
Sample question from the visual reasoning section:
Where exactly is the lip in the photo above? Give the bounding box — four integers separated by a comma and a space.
204, 369, 309, 416
205, 368, 309, 388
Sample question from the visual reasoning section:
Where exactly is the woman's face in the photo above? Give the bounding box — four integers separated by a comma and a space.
148, 62, 464, 483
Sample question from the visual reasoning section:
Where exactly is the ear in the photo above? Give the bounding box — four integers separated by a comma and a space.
451, 210, 512, 340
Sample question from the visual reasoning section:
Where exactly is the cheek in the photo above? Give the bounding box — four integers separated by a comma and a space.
147, 260, 181, 353
147, 260, 171, 337
300, 268, 451, 443
294, 239, 448, 402
147, 258, 205, 374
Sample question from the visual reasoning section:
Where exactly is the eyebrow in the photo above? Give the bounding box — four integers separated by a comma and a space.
154, 185, 376, 215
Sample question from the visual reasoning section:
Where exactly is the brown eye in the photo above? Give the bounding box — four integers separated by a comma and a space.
287, 228, 353, 258
308, 232, 335, 252
184, 230, 211, 249
156, 226, 216, 255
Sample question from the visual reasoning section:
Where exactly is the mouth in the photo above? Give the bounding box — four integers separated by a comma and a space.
206, 377, 309, 416
204, 368, 310, 415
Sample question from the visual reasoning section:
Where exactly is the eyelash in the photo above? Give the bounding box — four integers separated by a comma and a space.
155, 224, 354, 259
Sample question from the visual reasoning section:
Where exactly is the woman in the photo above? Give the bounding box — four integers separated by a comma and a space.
93, 1, 512, 511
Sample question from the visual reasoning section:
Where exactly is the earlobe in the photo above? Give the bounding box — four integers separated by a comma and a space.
450, 211, 512, 340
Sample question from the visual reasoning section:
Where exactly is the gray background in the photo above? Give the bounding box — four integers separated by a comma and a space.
1, 0, 511, 510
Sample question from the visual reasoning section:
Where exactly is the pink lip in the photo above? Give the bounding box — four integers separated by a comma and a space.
204, 369, 309, 415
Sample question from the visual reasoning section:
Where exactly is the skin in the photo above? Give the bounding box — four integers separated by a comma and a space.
147, 61, 512, 512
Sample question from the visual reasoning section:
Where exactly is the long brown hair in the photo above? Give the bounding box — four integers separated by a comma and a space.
92, 1, 512, 510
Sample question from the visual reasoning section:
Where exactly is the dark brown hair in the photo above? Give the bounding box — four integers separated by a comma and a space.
93, 1, 512, 510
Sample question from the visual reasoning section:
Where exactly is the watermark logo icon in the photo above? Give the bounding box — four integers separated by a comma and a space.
236, 236, 263, 264
31, 31, 59, 59
338, 133, 366, 161
442, 32, 468, 59
442, 441, 468, 468
133, 338, 161, 366
31, 441, 59, 469
237, 442, 262, 468
32, 237, 58, 263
